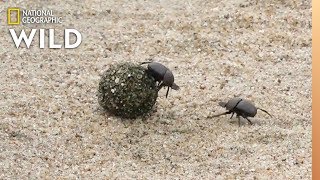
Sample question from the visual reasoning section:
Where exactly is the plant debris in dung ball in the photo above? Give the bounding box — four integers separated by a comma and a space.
98, 62, 158, 118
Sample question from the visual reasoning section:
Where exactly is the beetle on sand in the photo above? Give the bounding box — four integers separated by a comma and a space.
212, 97, 272, 126
141, 61, 179, 98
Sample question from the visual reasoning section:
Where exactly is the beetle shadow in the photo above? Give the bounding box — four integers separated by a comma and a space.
94, 102, 160, 124
228, 117, 262, 126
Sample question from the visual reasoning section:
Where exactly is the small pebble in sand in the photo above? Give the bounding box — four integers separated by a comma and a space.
200, 84, 206, 89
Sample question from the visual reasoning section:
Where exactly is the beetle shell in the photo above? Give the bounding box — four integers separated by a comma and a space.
147, 62, 168, 82
236, 99, 258, 117
147, 62, 177, 88
163, 70, 174, 86
220, 97, 258, 117
224, 97, 242, 110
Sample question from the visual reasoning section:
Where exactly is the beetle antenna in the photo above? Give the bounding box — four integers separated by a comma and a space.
257, 108, 272, 117
165, 86, 170, 98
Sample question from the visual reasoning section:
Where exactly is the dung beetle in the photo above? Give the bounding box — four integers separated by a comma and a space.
212, 97, 272, 126
141, 61, 179, 98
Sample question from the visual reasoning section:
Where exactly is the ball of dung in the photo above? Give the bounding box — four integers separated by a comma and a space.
98, 62, 158, 118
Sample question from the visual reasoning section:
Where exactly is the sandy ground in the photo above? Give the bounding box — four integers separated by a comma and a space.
0, 0, 311, 179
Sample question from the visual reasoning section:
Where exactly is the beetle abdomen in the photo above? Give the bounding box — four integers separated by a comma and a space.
147, 62, 167, 81
236, 100, 257, 117
163, 70, 174, 86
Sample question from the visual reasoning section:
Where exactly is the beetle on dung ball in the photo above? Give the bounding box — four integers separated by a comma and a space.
141, 61, 180, 98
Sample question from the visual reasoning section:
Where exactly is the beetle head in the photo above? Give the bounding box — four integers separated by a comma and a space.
219, 101, 227, 107
171, 82, 180, 90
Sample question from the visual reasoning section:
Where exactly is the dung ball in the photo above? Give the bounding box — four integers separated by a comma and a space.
98, 62, 158, 118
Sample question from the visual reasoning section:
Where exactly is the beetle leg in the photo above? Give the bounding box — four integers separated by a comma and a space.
237, 115, 241, 127
230, 112, 234, 119
165, 86, 170, 98
257, 108, 272, 117
211, 111, 232, 118
245, 117, 253, 125
155, 82, 161, 91
140, 61, 153, 65
157, 82, 165, 91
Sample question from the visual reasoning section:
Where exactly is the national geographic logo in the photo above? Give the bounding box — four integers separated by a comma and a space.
7, 8, 20, 25
7, 7, 82, 49
7, 8, 62, 25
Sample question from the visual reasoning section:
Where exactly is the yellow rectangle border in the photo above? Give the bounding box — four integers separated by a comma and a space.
7, 8, 20, 25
